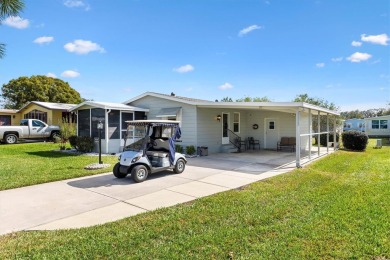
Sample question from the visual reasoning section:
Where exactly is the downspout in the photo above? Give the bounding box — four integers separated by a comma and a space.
74, 111, 78, 136
105, 109, 111, 154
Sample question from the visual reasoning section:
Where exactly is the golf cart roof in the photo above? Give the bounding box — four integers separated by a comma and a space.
125, 120, 180, 127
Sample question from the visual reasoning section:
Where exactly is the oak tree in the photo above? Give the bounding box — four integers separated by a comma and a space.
1, 75, 83, 109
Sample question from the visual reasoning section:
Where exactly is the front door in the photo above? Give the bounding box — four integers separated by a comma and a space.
222, 113, 230, 144
264, 118, 279, 149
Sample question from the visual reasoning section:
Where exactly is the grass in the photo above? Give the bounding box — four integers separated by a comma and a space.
0, 142, 118, 190
0, 140, 389, 258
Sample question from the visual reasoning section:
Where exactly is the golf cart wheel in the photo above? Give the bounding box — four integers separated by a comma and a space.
4, 134, 18, 144
173, 159, 186, 174
113, 163, 127, 178
131, 165, 148, 183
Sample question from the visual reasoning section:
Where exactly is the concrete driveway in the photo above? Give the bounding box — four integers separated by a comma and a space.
0, 150, 309, 236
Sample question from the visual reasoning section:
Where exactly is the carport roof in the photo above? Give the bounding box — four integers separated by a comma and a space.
70, 101, 149, 112
124, 92, 339, 116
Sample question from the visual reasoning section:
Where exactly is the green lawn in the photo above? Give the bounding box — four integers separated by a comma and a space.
0, 140, 389, 258
0, 142, 118, 190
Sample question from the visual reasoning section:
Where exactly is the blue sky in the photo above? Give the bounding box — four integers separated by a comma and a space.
1, 0, 389, 111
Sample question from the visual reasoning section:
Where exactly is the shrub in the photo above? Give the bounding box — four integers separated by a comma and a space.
319, 133, 340, 146
175, 144, 183, 153
342, 130, 368, 151
69, 135, 78, 149
185, 145, 196, 155
69, 136, 94, 153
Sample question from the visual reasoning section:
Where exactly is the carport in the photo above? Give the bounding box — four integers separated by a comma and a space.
195, 102, 340, 168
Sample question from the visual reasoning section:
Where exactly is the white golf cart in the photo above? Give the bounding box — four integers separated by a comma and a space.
113, 120, 187, 183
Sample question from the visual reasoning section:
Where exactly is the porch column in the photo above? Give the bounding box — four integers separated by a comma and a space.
308, 109, 312, 160
317, 110, 320, 156
296, 109, 301, 168
326, 113, 329, 154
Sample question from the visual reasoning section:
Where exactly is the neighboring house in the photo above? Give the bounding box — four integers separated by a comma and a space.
0, 109, 19, 126
124, 92, 340, 167
70, 101, 149, 153
343, 118, 365, 132
365, 115, 390, 137
0, 101, 77, 126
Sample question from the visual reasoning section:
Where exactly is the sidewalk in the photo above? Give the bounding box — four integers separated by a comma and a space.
0, 153, 305, 236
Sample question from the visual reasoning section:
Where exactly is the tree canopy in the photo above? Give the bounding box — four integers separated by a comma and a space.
0, 0, 25, 58
292, 93, 338, 111
1, 75, 83, 109
340, 108, 390, 119
220, 96, 271, 102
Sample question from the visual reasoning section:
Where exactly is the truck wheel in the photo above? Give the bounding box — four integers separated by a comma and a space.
113, 163, 127, 178
50, 131, 61, 141
4, 134, 18, 144
173, 159, 186, 174
131, 165, 148, 183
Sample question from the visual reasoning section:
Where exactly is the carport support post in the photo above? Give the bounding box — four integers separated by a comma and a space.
296, 109, 301, 168
334, 117, 337, 151
318, 111, 320, 156
326, 113, 329, 154
308, 109, 312, 160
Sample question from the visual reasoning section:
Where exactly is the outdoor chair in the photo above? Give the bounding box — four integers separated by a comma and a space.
235, 137, 247, 151
277, 137, 296, 152
248, 137, 260, 150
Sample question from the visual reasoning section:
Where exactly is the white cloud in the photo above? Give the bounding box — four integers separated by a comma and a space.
316, 63, 325, 68
64, 40, 105, 54
61, 70, 80, 78
238, 25, 263, 37
219, 82, 233, 90
346, 52, 372, 63
63, 0, 90, 10
33, 36, 54, 45
46, 73, 57, 78
351, 41, 362, 47
173, 64, 194, 73
361, 33, 389, 46
331, 57, 343, 62
2, 16, 29, 29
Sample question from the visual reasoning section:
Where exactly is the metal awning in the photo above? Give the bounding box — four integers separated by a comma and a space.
155, 107, 181, 118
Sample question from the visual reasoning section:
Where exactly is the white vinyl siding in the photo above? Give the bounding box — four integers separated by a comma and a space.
128, 96, 197, 148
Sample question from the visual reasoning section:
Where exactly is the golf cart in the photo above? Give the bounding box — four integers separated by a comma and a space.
113, 120, 187, 183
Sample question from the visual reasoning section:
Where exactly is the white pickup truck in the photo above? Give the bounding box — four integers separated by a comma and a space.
0, 119, 60, 144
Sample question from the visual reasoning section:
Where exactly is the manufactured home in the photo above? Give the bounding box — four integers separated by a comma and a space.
365, 115, 390, 137
124, 92, 340, 167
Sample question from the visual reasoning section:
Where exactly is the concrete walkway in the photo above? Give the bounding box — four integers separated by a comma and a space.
0, 150, 329, 236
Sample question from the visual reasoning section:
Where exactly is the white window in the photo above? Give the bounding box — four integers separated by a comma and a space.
372, 120, 388, 129
233, 112, 240, 133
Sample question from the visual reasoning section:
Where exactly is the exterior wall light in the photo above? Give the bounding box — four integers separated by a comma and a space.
216, 115, 221, 122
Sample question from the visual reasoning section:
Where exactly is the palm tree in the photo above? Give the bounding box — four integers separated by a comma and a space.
0, 0, 25, 58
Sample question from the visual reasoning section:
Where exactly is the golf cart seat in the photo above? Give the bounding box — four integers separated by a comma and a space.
152, 138, 170, 151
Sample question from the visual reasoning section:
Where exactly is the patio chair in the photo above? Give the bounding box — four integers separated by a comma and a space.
235, 137, 247, 151
248, 137, 260, 150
